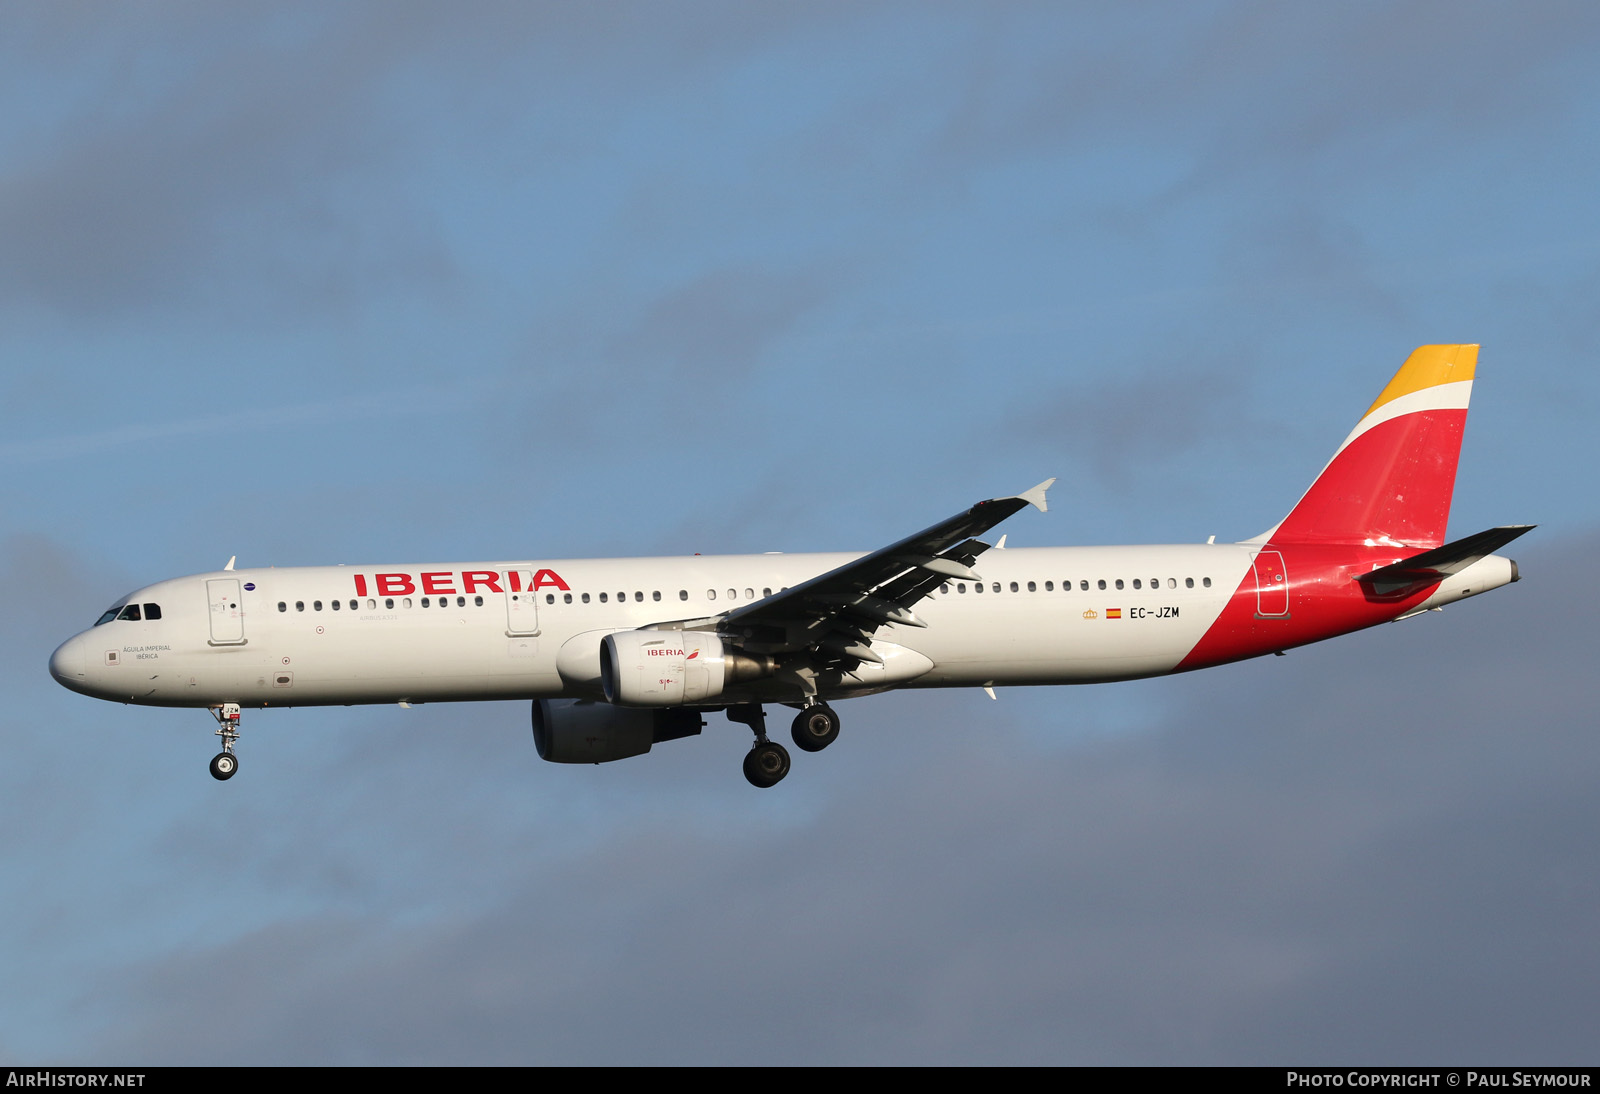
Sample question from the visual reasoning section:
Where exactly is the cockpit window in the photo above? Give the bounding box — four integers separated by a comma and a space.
94, 605, 124, 626
117, 604, 142, 622
143, 603, 162, 620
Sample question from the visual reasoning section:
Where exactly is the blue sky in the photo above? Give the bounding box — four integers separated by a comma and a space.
3, 2, 1598, 1063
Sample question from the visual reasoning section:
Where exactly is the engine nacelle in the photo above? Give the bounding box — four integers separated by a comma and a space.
601, 630, 776, 707
531, 698, 703, 764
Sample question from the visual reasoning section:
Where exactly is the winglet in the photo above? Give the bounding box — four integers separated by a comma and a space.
1016, 478, 1055, 513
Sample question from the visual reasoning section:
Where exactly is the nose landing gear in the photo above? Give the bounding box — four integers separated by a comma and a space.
209, 704, 241, 781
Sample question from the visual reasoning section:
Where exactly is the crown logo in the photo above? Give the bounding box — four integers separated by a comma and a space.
1082, 609, 1098, 620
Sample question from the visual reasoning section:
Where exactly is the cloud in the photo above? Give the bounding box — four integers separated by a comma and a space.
996, 336, 1287, 499
0, 377, 510, 466
67, 533, 1597, 1064
610, 266, 832, 381
0, 2, 866, 320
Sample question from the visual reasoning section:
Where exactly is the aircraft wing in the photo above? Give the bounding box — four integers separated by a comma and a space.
710, 479, 1054, 663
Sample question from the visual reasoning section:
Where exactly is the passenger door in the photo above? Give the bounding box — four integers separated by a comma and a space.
505, 571, 540, 636
206, 578, 247, 645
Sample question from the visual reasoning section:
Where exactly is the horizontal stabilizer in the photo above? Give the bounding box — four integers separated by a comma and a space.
1357, 525, 1534, 592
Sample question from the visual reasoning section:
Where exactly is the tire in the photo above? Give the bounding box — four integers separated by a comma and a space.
790, 705, 840, 753
209, 752, 238, 781
742, 741, 791, 788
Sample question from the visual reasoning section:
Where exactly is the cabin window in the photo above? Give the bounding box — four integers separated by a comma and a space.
366, 599, 376, 610
296, 601, 305, 612
635, 591, 644, 602
473, 596, 483, 607
403, 598, 413, 609
762, 588, 771, 597
332, 599, 341, 610
1096, 581, 1105, 591
957, 583, 967, 594
143, 603, 162, 620
707, 590, 717, 600
744, 588, 754, 599
679, 590, 688, 601
563, 593, 573, 604
457, 597, 465, 607
385, 598, 395, 609
1168, 578, 1177, 589
1010, 582, 1019, 593
653, 591, 662, 601
727, 589, 737, 600
941, 584, 951, 595
278, 602, 287, 613
1114, 580, 1123, 591
1132, 579, 1141, 590
546, 594, 555, 605
1080, 580, 1089, 591
581, 593, 590, 604
1203, 577, 1212, 588
421, 598, 430, 608
1027, 581, 1036, 592
599, 592, 608, 603
1185, 578, 1194, 589
973, 582, 983, 594
1044, 581, 1054, 591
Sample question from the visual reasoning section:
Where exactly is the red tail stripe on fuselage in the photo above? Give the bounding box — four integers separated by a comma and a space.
1175, 543, 1438, 671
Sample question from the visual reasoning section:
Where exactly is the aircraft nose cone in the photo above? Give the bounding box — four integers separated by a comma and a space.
49, 637, 86, 689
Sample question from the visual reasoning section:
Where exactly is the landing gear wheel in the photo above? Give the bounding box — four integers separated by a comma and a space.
791, 705, 840, 752
742, 741, 791, 788
209, 752, 238, 781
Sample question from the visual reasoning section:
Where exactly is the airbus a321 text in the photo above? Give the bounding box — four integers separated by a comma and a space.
51, 346, 1531, 788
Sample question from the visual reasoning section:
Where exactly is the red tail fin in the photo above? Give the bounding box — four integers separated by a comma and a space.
1270, 345, 1476, 549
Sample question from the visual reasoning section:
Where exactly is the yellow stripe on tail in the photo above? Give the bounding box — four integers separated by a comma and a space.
1364, 344, 1478, 417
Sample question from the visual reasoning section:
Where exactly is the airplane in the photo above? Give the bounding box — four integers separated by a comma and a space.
49, 345, 1531, 788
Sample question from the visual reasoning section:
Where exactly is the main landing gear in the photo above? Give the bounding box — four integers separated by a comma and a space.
209, 703, 241, 781
790, 703, 840, 753
728, 704, 789, 789
729, 701, 843, 788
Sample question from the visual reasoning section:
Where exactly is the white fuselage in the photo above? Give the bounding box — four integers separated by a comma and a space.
51, 544, 1256, 709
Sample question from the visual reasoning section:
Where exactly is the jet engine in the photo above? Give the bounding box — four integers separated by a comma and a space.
531, 698, 703, 764
601, 630, 776, 707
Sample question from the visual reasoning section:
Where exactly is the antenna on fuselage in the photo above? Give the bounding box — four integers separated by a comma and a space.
224, 556, 236, 571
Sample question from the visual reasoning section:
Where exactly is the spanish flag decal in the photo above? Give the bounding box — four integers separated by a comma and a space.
1106, 608, 1122, 619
